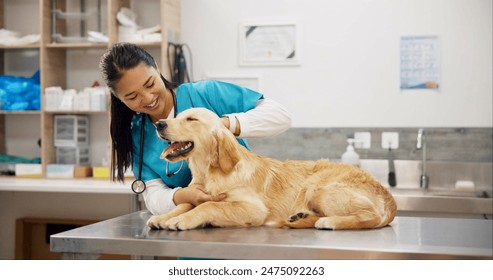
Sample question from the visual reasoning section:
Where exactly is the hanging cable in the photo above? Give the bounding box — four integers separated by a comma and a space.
167, 42, 194, 84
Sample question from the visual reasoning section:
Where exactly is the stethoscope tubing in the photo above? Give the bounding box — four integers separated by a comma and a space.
166, 160, 184, 177
131, 87, 182, 194
131, 114, 147, 194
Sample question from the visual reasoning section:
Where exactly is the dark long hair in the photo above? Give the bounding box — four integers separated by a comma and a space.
99, 43, 176, 182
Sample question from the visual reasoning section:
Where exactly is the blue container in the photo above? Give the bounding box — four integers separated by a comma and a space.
0, 70, 41, 111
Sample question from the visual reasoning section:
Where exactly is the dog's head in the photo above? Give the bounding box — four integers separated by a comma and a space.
156, 108, 239, 173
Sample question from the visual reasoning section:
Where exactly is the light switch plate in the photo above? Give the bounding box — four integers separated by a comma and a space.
382, 132, 399, 149
354, 132, 371, 149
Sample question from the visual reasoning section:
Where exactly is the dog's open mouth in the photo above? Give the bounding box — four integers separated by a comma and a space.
161, 141, 194, 160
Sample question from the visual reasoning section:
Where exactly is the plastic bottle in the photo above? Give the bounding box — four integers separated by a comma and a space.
341, 139, 360, 167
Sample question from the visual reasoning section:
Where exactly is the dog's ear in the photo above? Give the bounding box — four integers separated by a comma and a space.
210, 130, 239, 173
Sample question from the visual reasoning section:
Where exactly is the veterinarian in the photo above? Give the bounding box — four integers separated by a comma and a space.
99, 43, 291, 215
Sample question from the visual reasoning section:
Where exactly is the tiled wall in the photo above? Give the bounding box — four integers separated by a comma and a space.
247, 127, 493, 163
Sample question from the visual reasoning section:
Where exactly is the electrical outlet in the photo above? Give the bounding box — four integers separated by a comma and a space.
354, 132, 371, 149
381, 132, 399, 149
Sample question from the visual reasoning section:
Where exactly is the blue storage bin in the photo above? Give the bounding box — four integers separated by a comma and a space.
0, 70, 41, 111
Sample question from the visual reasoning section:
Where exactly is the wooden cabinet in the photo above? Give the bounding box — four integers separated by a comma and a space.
1, 0, 180, 176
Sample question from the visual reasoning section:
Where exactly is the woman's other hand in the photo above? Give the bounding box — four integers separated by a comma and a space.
173, 184, 227, 206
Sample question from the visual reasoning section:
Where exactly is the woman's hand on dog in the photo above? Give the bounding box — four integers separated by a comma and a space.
173, 184, 227, 206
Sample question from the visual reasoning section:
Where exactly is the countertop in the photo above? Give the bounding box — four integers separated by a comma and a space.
50, 210, 493, 259
1, 178, 491, 215
0, 177, 132, 194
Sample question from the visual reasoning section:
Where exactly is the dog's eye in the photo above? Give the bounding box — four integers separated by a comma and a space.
186, 117, 198, 122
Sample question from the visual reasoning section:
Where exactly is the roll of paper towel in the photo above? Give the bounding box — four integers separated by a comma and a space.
455, 180, 475, 190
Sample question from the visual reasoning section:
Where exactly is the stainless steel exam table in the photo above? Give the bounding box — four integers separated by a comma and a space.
50, 211, 493, 259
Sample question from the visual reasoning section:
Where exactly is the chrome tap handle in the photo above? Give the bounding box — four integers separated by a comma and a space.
417, 128, 425, 149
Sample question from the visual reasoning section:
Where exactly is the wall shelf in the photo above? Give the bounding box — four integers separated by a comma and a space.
43, 110, 108, 115
1, 0, 181, 177
0, 45, 40, 50
45, 42, 108, 49
0, 111, 41, 115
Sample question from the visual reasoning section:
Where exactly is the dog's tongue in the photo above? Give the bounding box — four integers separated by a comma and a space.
161, 142, 178, 159
160, 142, 185, 159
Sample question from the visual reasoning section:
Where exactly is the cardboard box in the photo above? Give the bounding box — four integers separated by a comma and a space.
93, 167, 110, 179
74, 165, 92, 178
46, 164, 74, 178
15, 164, 42, 178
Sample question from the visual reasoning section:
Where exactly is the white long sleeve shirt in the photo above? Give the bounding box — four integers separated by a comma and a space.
142, 98, 291, 215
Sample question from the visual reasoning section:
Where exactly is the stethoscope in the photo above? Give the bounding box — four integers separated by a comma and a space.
131, 89, 184, 194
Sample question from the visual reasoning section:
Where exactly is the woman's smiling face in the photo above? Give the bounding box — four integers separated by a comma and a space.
114, 63, 169, 120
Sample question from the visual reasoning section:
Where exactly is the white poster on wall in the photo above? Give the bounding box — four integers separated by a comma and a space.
400, 35, 440, 90
239, 22, 300, 66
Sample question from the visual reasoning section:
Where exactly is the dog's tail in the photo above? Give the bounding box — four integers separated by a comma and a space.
278, 212, 320, 229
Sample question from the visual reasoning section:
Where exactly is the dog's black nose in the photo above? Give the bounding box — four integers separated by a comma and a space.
156, 120, 168, 131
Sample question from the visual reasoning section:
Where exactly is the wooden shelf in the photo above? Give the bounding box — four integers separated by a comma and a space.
42, 110, 108, 115
45, 42, 108, 49
1, 0, 181, 178
0, 110, 41, 115
132, 42, 162, 48
0, 44, 40, 49
44, 42, 163, 49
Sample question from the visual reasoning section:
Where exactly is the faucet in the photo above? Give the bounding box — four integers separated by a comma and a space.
416, 128, 429, 189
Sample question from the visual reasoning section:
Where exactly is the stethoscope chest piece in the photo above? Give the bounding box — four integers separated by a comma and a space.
131, 179, 146, 194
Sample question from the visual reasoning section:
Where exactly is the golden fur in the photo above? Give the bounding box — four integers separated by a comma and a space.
147, 108, 397, 230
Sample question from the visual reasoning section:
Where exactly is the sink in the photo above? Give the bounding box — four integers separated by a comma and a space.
389, 187, 489, 198
390, 190, 493, 216
360, 159, 493, 198
359, 160, 492, 216
426, 188, 491, 198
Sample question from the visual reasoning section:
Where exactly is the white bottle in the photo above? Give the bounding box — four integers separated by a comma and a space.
341, 139, 360, 167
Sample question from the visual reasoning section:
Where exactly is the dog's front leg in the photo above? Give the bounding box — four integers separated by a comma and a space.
147, 203, 194, 229
164, 201, 267, 230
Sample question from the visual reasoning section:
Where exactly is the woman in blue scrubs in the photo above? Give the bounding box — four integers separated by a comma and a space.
99, 43, 291, 215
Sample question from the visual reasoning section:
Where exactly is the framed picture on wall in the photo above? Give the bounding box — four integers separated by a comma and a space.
238, 21, 300, 66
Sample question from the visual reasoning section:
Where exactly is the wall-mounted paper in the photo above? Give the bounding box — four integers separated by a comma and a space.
400, 35, 440, 90
239, 22, 299, 66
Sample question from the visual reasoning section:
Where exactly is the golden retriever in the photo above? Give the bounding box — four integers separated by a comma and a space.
147, 108, 397, 230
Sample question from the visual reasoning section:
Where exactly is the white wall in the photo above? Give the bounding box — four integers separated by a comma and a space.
3, 0, 492, 158
181, 0, 492, 127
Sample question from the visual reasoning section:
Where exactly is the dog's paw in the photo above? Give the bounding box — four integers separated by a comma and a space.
288, 212, 309, 222
164, 215, 202, 231
147, 216, 167, 230
314, 217, 335, 230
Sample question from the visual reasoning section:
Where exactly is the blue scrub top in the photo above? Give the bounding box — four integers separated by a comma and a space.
131, 80, 263, 188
